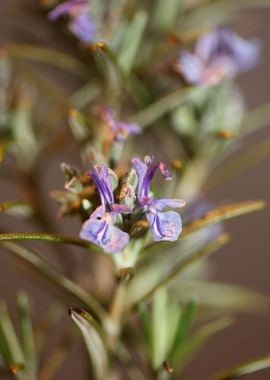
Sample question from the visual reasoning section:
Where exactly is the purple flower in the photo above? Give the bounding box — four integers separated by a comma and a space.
102, 106, 141, 142
80, 165, 129, 253
178, 27, 261, 85
132, 156, 185, 241
48, 0, 96, 43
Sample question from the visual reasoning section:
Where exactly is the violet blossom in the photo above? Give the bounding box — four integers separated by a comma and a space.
132, 156, 185, 241
102, 106, 141, 142
48, 0, 96, 43
178, 27, 261, 85
80, 165, 129, 253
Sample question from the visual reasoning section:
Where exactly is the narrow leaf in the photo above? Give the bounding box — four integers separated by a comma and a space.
0, 301, 24, 365
117, 11, 148, 74
169, 300, 197, 362
153, 0, 182, 30
69, 306, 108, 380
0, 201, 33, 219
176, 317, 233, 371
6, 44, 87, 77
181, 200, 266, 237
0, 139, 12, 163
1, 242, 105, 320
130, 87, 192, 128
0, 232, 97, 250
126, 234, 229, 308
211, 354, 270, 380
17, 291, 36, 380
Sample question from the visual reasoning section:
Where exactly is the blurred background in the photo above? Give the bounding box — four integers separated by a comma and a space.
0, 1, 270, 379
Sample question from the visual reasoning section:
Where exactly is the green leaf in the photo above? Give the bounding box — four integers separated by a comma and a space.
0, 201, 33, 219
68, 109, 90, 142
10, 97, 38, 170
151, 289, 169, 369
172, 281, 269, 313
6, 44, 87, 78
0, 242, 106, 320
69, 306, 109, 380
181, 200, 266, 237
130, 87, 192, 129
211, 354, 270, 380
176, 317, 233, 371
153, 0, 182, 30
0, 139, 12, 162
181, 0, 270, 31
0, 300, 24, 365
17, 292, 36, 380
138, 303, 152, 350
169, 300, 197, 363
126, 234, 229, 309
117, 11, 148, 74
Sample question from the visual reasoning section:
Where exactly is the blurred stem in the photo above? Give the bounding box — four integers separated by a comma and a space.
106, 281, 128, 349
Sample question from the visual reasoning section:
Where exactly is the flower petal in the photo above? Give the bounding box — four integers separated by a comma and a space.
147, 210, 182, 241
179, 51, 203, 84
69, 13, 96, 43
131, 157, 148, 195
152, 198, 186, 211
80, 208, 129, 253
90, 165, 114, 206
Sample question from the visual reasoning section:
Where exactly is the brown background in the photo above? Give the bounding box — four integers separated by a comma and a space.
0, 1, 270, 379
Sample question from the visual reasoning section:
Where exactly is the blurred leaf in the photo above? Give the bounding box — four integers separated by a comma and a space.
17, 292, 36, 380
0, 51, 11, 90
35, 303, 64, 354
0, 201, 33, 219
152, 289, 169, 369
211, 354, 270, 380
173, 281, 269, 312
69, 306, 108, 380
130, 87, 192, 128
181, 0, 270, 30
0, 138, 12, 162
0, 301, 24, 366
10, 96, 38, 170
117, 11, 148, 74
138, 303, 152, 350
207, 136, 270, 192
182, 200, 266, 237
6, 44, 87, 78
176, 317, 233, 371
169, 300, 197, 363
172, 105, 198, 137
126, 234, 229, 308
69, 109, 90, 142
153, 0, 182, 30
0, 242, 106, 320
38, 331, 73, 380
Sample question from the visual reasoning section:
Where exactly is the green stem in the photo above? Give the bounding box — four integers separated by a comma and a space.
0, 232, 97, 250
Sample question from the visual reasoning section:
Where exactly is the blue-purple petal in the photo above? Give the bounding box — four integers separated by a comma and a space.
179, 51, 203, 84
147, 210, 182, 241
69, 13, 96, 43
90, 165, 114, 206
131, 157, 148, 196
152, 198, 186, 211
80, 207, 129, 254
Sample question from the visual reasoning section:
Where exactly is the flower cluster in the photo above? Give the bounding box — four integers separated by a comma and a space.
48, 0, 96, 43
80, 156, 185, 254
178, 27, 260, 85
